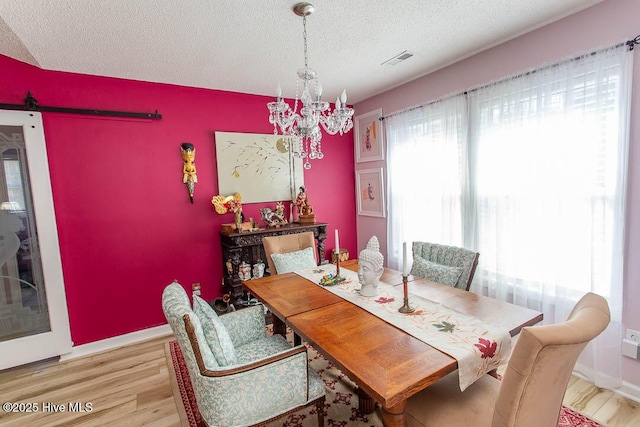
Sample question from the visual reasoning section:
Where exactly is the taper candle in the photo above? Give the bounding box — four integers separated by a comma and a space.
335, 229, 340, 254
402, 242, 407, 276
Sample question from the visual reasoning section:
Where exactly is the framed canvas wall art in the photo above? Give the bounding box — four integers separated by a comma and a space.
356, 168, 385, 217
215, 132, 304, 203
355, 109, 384, 163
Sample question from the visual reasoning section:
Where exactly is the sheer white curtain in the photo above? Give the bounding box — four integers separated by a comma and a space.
385, 43, 632, 388
386, 95, 468, 271
467, 44, 632, 387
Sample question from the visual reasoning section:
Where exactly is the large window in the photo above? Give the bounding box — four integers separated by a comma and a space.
386, 95, 468, 261
386, 44, 632, 388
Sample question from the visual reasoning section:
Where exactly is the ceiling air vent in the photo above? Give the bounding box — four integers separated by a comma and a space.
381, 50, 415, 66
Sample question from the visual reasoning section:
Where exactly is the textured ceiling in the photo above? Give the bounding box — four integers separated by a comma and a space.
0, 0, 604, 104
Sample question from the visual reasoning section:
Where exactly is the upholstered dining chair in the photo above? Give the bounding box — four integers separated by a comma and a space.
162, 281, 325, 427
405, 292, 610, 427
411, 241, 479, 291
263, 231, 318, 275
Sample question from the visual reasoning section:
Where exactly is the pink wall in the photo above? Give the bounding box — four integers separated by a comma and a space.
0, 54, 357, 345
355, 0, 640, 389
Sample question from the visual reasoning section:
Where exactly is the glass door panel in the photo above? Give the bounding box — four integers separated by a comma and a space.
0, 111, 71, 369
0, 130, 50, 342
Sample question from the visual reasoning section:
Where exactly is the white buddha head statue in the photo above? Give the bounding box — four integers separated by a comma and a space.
358, 236, 384, 297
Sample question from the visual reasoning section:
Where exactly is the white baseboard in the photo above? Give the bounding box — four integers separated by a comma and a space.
574, 363, 640, 403
615, 381, 640, 403
59, 324, 173, 361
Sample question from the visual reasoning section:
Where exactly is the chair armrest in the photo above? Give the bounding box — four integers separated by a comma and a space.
218, 304, 266, 348
193, 345, 313, 426
200, 345, 306, 377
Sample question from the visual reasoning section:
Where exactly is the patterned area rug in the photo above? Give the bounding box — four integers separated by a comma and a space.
165, 338, 604, 427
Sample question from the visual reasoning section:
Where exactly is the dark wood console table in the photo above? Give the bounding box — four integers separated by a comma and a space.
220, 222, 328, 306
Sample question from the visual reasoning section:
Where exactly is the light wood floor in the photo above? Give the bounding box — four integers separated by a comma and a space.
0, 335, 179, 427
0, 334, 639, 426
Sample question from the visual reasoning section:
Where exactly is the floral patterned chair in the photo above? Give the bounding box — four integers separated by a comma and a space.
410, 242, 479, 291
162, 281, 325, 426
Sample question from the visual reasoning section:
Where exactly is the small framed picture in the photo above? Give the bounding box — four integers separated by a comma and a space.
356, 168, 385, 217
355, 109, 384, 163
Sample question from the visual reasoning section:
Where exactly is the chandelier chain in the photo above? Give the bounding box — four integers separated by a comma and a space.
303, 15, 308, 71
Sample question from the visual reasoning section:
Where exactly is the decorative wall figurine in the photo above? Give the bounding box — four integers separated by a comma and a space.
180, 142, 197, 203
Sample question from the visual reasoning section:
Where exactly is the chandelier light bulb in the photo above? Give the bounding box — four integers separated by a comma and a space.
335, 97, 341, 110
341, 90, 347, 105
301, 85, 312, 104
276, 84, 282, 99
316, 82, 323, 98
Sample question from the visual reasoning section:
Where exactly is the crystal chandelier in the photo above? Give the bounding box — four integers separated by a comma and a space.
267, 2, 354, 170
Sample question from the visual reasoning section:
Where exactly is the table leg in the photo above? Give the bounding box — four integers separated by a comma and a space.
272, 315, 287, 338
355, 387, 376, 414
381, 400, 407, 427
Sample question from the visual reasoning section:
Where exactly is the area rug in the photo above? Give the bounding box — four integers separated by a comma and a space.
165, 338, 604, 427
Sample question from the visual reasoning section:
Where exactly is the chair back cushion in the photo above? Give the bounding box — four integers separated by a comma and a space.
411, 256, 464, 287
162, 282, 219, 374
411, 241, 479, 290
263, 231, 317, 274
493, 292, 610, 427
270, 246, 317, 274
192, 295, 237, 366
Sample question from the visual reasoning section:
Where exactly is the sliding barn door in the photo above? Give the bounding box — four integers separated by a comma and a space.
0, 110, 71, 369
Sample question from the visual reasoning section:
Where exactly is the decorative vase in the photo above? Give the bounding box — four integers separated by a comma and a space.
238, 261, 251, 281
252, 261, 265, 279
211, 298, 230, 315
234, 211, 242, 233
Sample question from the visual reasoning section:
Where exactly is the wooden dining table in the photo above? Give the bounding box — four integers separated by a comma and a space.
243, 259, 543, 427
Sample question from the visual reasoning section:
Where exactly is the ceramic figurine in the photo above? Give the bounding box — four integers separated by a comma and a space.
294, 186, 308, 219
320, 273, 346, 286
260, 205, 288, 228
358, 236, 384, 297
294, 186, 316, 224
275, 202, 287, 221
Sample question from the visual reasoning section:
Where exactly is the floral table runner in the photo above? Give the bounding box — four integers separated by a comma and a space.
295, 265, 511, 391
